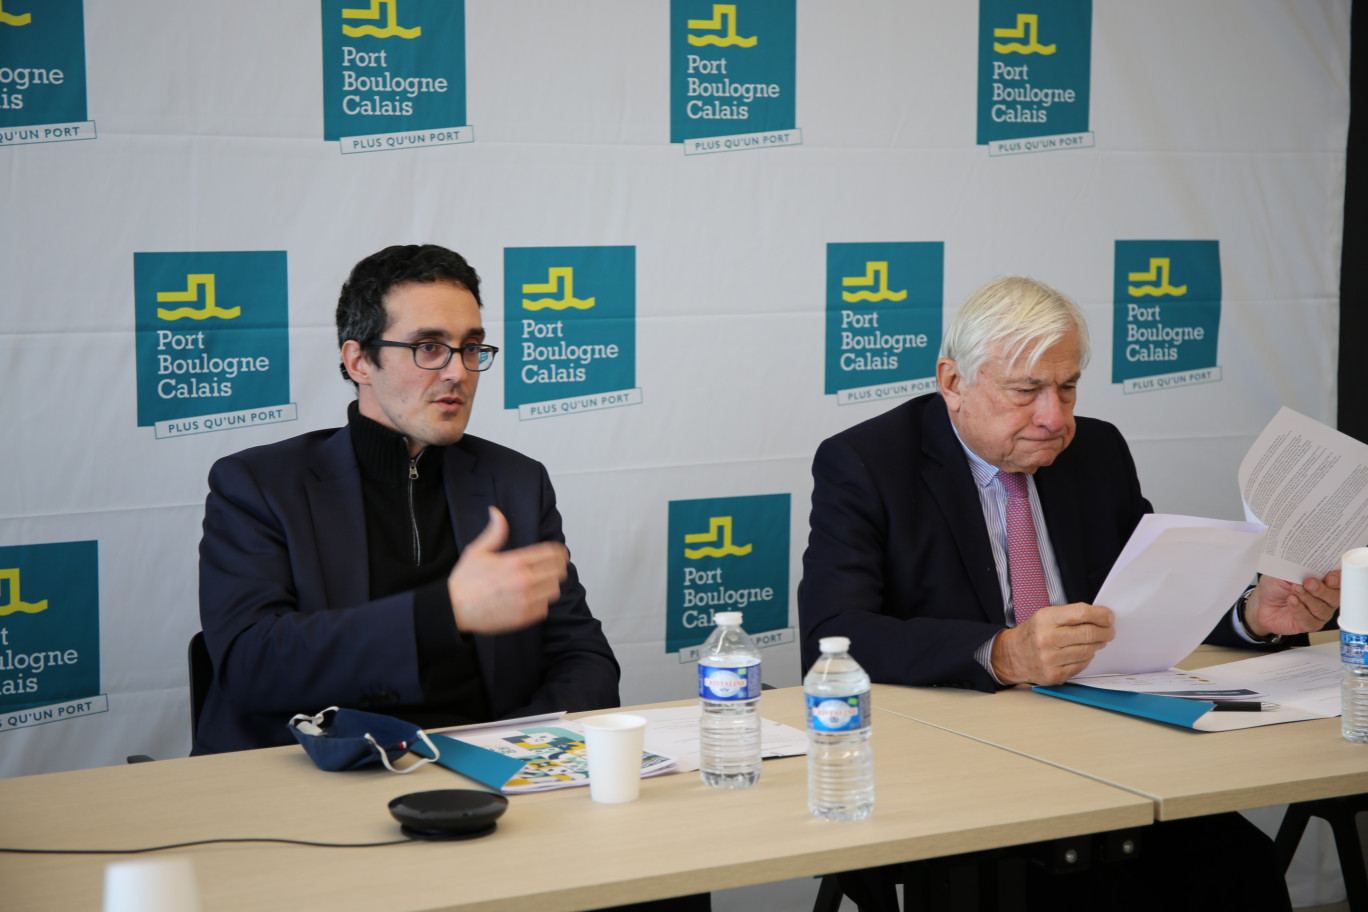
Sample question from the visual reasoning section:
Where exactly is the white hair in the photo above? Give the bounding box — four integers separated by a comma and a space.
940, 276, 1091, 384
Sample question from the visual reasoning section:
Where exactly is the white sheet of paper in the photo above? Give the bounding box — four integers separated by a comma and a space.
1074, 640, 1341, 729
1186, 640, 1342, 716
1239, 406, 1368, 582
1082, 514, 1266, 676
430, 711, 566, 736
1070, 668, 1266, 700
599, 705, 808, 772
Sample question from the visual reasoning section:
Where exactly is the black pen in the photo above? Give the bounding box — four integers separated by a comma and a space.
1209, 701, 1278, 712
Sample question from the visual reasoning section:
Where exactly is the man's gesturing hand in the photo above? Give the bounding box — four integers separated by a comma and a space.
447, 507, 569, 634
989, 602, 1115, 685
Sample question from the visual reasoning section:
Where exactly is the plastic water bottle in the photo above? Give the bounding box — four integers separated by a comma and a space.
805, 636, 874, 820
698, 611, 762, 788
1343, 548, 1368, 743
1343, 631, 1368, 743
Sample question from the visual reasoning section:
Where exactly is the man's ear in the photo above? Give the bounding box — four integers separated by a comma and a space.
937, 358, 964, 412
341, 340, 372, 387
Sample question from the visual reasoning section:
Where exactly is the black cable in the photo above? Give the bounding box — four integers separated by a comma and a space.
0, 836, 415, 855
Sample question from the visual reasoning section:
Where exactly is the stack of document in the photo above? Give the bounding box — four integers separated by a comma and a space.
418, 714, 675, 793
449, 722, 676, 793
1037, 641, 1341, 731
420, 707, 809, 792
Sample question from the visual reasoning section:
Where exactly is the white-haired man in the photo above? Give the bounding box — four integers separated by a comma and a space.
799, 276, 1339, 911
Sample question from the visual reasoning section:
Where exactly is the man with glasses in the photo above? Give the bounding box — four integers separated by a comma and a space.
193, 244, 620, 754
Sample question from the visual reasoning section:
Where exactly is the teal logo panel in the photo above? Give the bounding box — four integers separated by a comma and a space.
134, 251, 290, 427
666, 494, 789, 655
0, 0, 87, 128
504, 246, 636, 410
977, 0, 1091, 145
670, 0, 795, 142
0, 541, 99, 713
1112, 240, 1221, 384
825, 242, 943, 395
321, 0, 466, 141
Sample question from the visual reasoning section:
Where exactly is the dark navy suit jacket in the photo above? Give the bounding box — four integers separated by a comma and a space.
799, 393, 1261, 692
194, 424, 620, 754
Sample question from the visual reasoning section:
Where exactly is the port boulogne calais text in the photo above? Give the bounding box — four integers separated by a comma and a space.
1123, 303, 1207, 363
838, 310, 929, 371
520, 319, 619, 384
988, 61, 1077, 124
339, 47, 449, 117
156, 330, 270, 400
684, 55, 779, 121
681, 567, 774, 629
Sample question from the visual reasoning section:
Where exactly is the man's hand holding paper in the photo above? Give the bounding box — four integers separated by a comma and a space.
1247, 570, 1342, 638
990, 603, 1115, 685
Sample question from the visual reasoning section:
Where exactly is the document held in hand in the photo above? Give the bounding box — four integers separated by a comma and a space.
1080, 408, 1368, 677
1084, 515, 1265, 675
1239, 406, 1368, 583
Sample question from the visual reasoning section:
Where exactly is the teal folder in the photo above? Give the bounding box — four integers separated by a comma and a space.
1033, 683, 1213, 728
410, 733, 526, 792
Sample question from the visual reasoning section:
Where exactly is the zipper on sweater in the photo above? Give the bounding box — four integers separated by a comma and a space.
407, 454, 421, 566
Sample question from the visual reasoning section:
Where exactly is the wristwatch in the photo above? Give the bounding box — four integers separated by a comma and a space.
1236, 584, 1285, 645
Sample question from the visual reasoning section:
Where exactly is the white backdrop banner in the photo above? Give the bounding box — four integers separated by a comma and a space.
0, 0, 1348, 776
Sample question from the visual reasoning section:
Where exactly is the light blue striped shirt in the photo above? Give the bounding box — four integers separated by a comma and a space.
948, 428, 1068, 681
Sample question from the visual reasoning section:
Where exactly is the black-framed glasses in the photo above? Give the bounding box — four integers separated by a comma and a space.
370, 340, 500, 372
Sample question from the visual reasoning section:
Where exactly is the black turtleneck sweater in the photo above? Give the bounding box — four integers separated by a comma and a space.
348, 402, 492, 729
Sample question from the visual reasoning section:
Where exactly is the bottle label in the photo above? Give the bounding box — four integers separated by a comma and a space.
1343, 632, 1368, 666
698, 662, 761, 701
806, 691, 869, 732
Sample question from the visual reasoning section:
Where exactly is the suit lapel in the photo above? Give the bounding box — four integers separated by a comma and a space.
443, 441, 495, 552
303, 426, 369, 610
444, 442, 499, 689
920, 398, 1007, 624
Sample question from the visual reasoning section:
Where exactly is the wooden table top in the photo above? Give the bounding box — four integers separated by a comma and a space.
871, 636, 1368, 820
0, 687, 1151, 912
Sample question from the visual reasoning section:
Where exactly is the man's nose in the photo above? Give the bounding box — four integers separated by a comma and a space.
1035, 389, 1068, 428
438, 350, 470, 382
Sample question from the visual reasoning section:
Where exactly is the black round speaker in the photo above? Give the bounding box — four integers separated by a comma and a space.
388, 789, 509, 840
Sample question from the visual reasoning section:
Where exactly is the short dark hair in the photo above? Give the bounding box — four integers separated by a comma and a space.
335, 244, 483, 384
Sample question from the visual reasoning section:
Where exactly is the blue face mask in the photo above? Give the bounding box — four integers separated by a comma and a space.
288, 707, 440, 773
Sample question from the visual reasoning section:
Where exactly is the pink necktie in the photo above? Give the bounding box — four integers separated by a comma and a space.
1000, 471, 1049, 624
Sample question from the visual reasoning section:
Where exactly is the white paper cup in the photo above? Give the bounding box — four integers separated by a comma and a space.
103, 856, 200, 912
1342, 547, 1368, 634
581, 713, 647, 803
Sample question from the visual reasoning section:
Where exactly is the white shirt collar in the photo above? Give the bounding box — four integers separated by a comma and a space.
947, 415, 1001, 490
